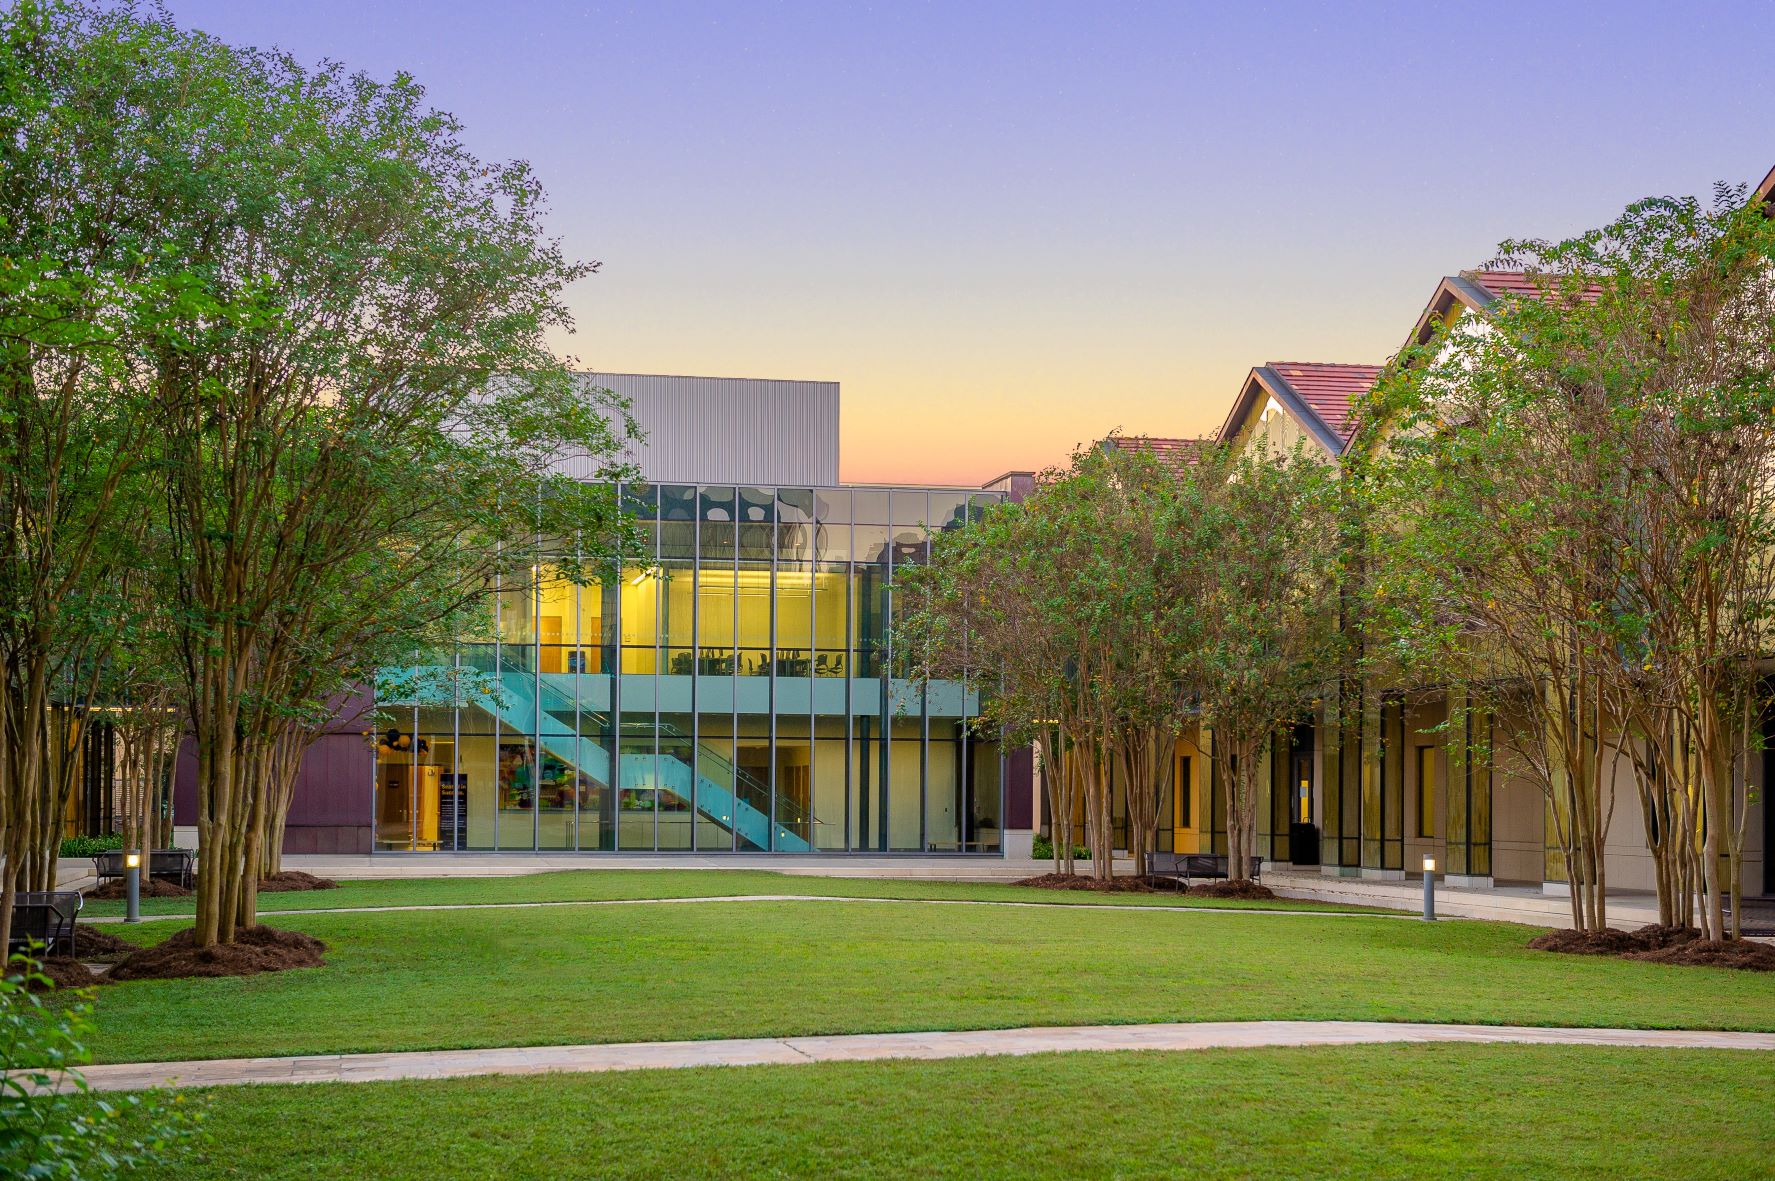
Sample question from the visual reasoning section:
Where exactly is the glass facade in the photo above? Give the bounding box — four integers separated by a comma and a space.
375, 483, 1005, 854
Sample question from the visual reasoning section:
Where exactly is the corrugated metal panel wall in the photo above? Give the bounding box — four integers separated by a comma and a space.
553, 373, 840, 487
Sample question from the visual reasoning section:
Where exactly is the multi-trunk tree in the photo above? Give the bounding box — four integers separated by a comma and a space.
897, 438, 1341, 883
1168, 440, 1344, 883
130, 37, 633, 946
0, 0, 193, 951
0, 2, 635, 951
1357, 186, 1775, 937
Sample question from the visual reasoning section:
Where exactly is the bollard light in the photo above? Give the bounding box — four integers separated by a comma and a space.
1421, 855, 1437, 922
124, 850, 142, 923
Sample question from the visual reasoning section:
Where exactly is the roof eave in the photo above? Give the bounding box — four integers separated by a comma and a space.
1251, 366, 1348, 456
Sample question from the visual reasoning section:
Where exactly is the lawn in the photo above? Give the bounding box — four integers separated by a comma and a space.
135, 1044, 1774, 1180
78, 867, 1372, 917
80, 891, 1775, 1065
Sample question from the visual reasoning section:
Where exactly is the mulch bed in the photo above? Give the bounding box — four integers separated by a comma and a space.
1187, 879, 1277, 901
1528, 924, 1775, 971
256, 870, 340, 893
7, 956, 103, 993
73, 924, 139, 961
87, 877, 192, 900
1629, 939, 1775, 970
1013, 873, 1187, 894
1011, 873, 1278, 900
106, 925, 327, 982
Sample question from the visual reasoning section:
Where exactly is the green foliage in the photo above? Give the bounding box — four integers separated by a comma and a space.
57, 835, 123, 860
1030, 833, 1090, 861
0, 0, 639, 939
897, 435, 1344, 876
1, 952, 202, 1179
1350, 182, 1775, 934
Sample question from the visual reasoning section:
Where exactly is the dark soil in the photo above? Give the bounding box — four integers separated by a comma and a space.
73, 924, 139, 961
106, 925, 326, 982
1627, 939, 1775, 971
1188, 879, 1277, 901
87, 876, 192, 900
1013, 873, 1187, 894
256, 870, 340, 893
1626, 924, 1703, 951
1526, 927, 1648, 956
1529, 923, 1774, 970
7, 956, 103, 993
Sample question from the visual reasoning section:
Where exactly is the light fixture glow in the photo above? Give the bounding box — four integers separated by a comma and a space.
1422, 855, 1436, 873
125, 852, 141, 869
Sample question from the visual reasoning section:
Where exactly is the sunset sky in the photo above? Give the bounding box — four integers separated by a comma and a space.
172, 1, 1773, 485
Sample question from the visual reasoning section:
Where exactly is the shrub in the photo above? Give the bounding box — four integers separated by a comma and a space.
58, 834, 124, 860
1031, 833, 1090, 861
1, 951, 203, 1179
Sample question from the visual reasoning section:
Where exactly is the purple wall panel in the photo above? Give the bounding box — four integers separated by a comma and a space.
1005, 745, 1034, 830
172, 686, 376, 854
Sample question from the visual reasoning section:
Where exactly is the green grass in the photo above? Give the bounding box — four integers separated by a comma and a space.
79, 867, 1371, 917
137, 1045, 1775, 1180
81, 894, 1775, 1065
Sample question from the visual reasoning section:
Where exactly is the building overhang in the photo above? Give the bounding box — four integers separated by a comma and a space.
1218, 367, 1346, 457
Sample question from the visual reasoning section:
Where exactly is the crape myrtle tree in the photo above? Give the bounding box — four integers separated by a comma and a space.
1571, 189, 1775, 939
0, 1, 200, 951
128, 27, 633, 945
895, 442, 1201, 880
1174, 439, 1344, 883
1357, 266, 1639, 933
1356, 186, 1775, 936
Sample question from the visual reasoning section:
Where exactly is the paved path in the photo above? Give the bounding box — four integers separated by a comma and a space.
59, 1020, 1775, 1093
83, 892, 1402, 924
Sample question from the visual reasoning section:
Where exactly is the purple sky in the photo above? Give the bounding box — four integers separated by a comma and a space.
164, 1, 1775, 483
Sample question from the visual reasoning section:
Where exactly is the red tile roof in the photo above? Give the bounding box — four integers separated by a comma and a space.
1264, 362, 1384, 446
1464, 269, 1602, 305
1102, 435, 1207, 472
1465, 270, 1544, 301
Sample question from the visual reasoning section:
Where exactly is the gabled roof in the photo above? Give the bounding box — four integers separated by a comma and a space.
1404, 269, 1605, 349
1099, 435, 1206, 472
1757, 162, 1775, 214
1217, 362, 1383, 455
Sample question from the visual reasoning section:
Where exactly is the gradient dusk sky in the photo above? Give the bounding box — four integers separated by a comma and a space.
167, 1, 1772, 485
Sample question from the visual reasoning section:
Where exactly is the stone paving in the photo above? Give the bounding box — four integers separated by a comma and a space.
55, 1020, 1775, 1094
81, 892, 1405, 924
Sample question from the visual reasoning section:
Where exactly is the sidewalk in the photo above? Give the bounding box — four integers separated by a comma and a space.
58, 1020, 1775, 1093
1262, 867, 1669, 928
276, 853, 1051, 882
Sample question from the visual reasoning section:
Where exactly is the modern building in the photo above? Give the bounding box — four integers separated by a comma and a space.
171, 373, 1033, 857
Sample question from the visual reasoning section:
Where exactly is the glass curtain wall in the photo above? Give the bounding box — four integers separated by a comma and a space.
373, 483, 1005, 854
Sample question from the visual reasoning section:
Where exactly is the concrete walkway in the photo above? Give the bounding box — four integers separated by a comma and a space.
81, 892, 1406, 924
1261, 867, 1673, 928
59, 1020, 1775, 1093
279, 853, 1052, 881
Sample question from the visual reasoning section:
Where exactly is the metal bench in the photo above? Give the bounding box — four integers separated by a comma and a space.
1152, 853, 1263, 884
1192, 853, 1262, 881
92, 848, 195, 889
8, 890, 82, 958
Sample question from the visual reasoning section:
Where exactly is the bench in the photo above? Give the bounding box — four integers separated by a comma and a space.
8, 890, 82, 958
92, 848, 196, 889
1151, 852, 1263, 886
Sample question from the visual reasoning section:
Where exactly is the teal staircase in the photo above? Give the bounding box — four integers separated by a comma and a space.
488, 671, 811, 852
